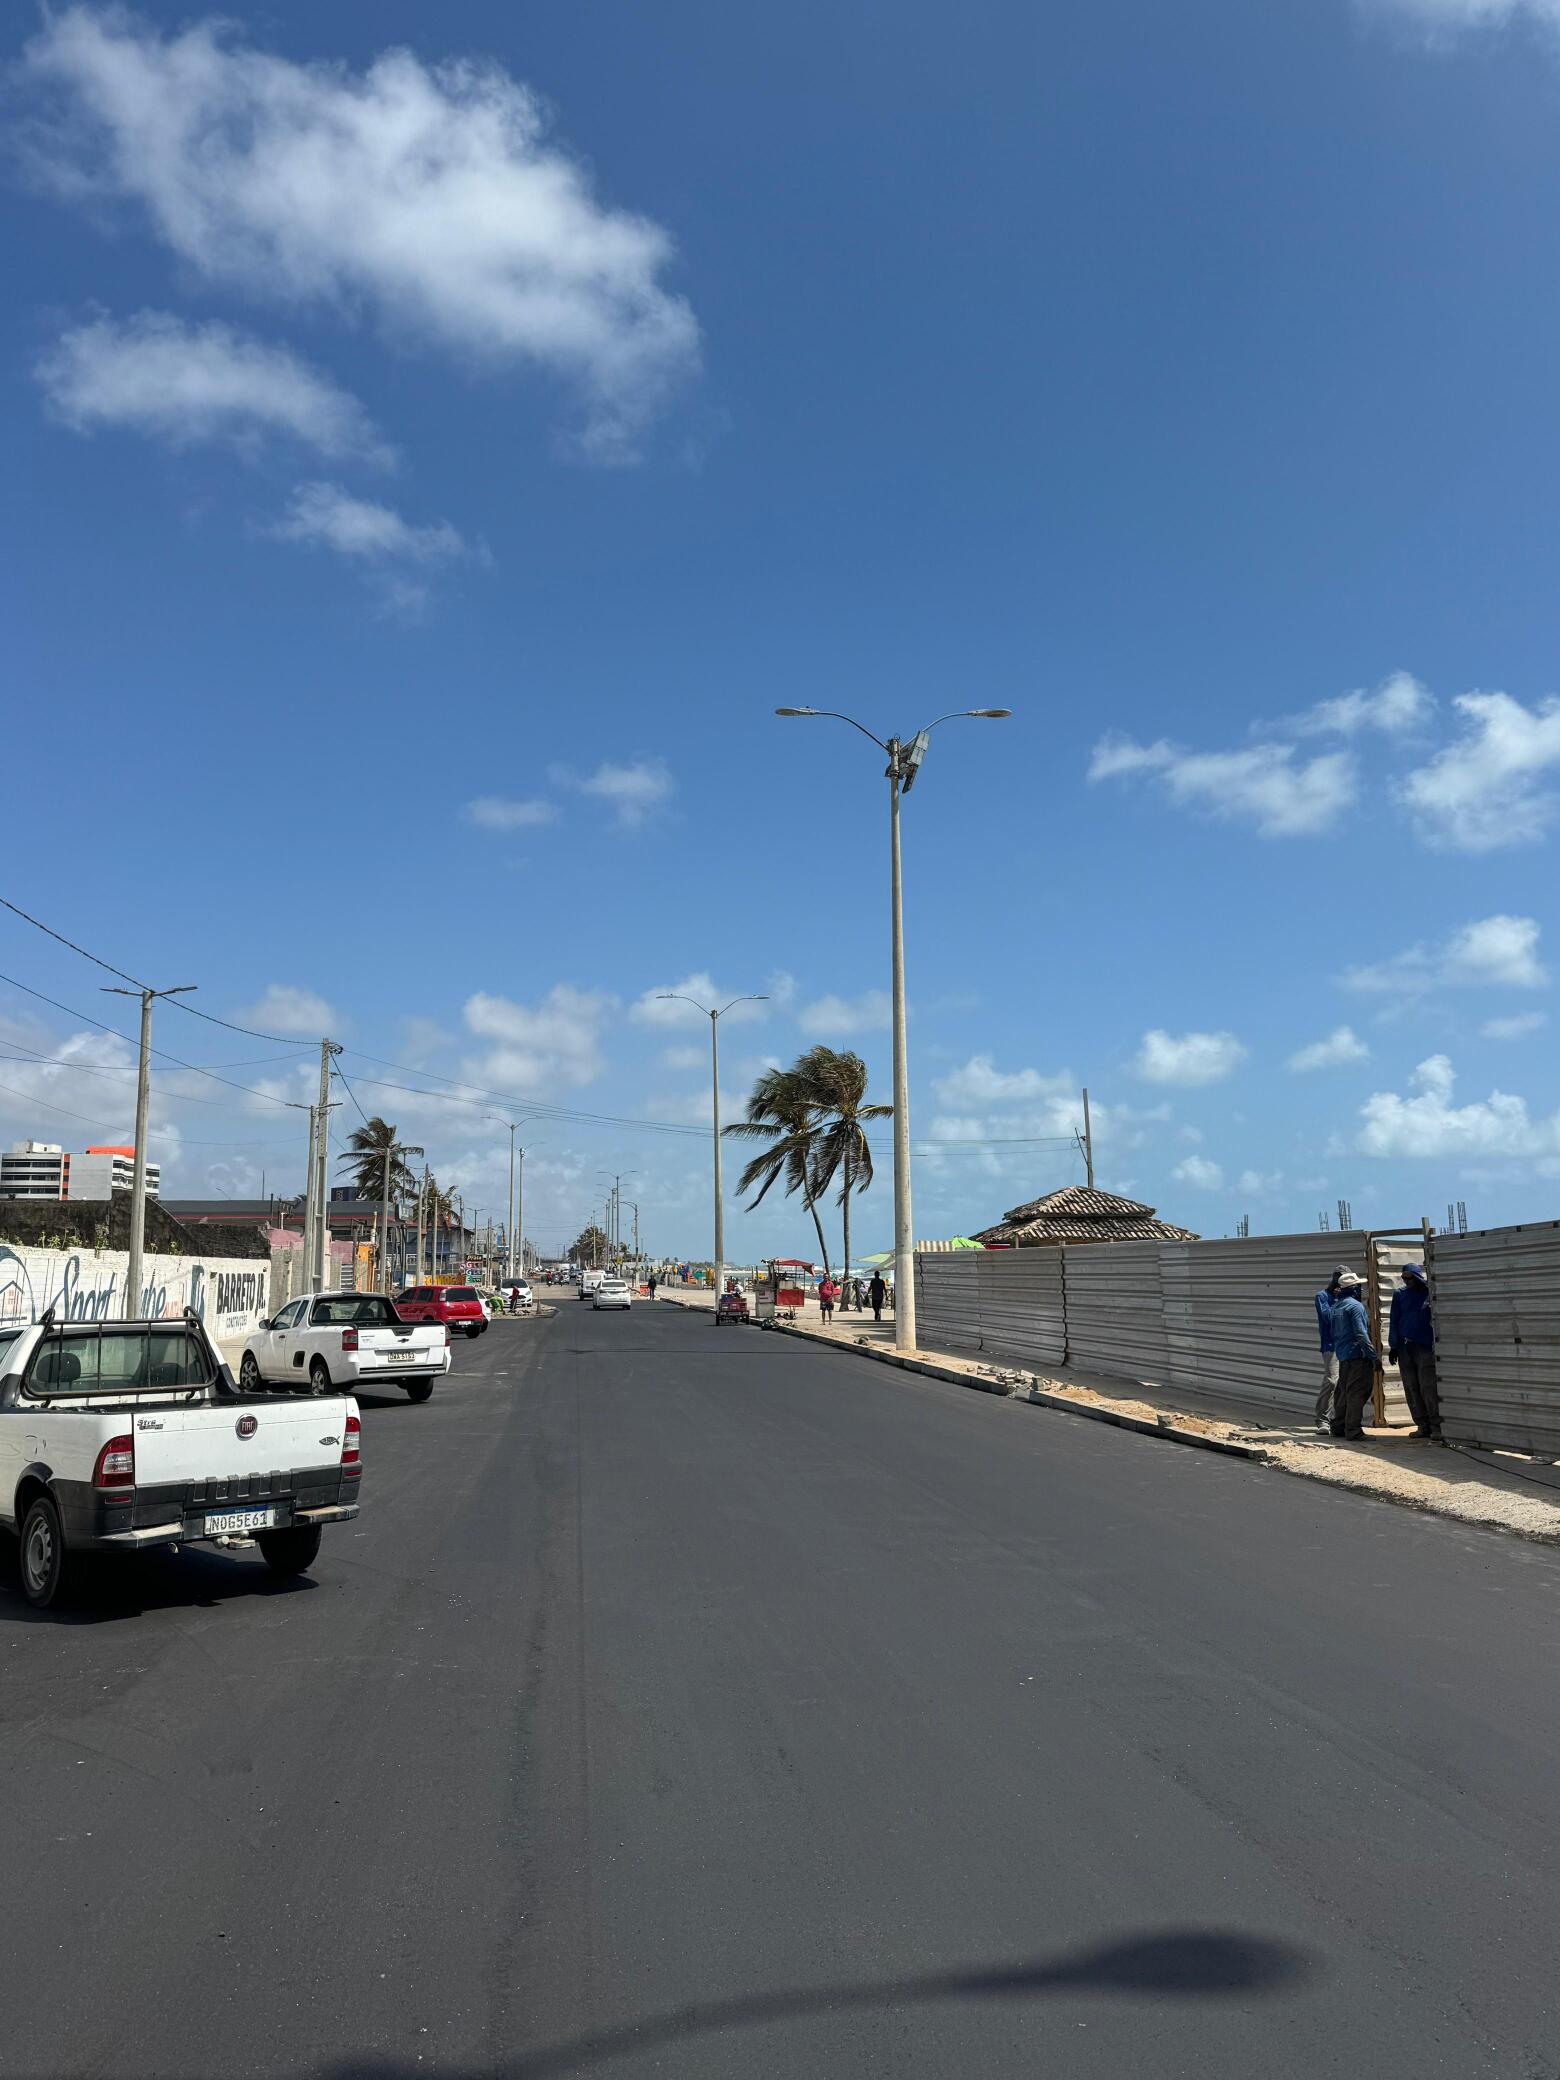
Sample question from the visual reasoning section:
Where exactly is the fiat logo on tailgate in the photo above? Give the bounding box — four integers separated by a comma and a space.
236, 1413, 259, 1439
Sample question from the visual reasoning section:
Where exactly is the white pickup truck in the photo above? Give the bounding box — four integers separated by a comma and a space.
0, 1313, 361, 1609
239, 1290, 450, 1401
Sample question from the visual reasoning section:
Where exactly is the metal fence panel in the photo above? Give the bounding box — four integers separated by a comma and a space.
1160, 1231, 1374, 1421
915, 1251, 982, 1352
1063, 1242, 1168, 1382
977, 1250, 1066, 1367
1430, 1221, 1560, 1455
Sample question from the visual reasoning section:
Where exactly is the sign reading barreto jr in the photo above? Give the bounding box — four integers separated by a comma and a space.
0, 1242, 271, 1344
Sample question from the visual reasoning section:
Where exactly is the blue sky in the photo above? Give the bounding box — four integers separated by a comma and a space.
6, 0, 1560, 1258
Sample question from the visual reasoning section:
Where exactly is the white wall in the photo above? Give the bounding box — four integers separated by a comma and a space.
0, 1242, 270, 1345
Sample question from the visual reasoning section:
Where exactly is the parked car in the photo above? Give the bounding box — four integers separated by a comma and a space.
393, 1284, 488, 1338
593, 1276, 632, 1311
715, 1289, 750, 1325
500, 1279, 534, 1311
242, 1291, 450, 1401
0, 1315, 362, 1609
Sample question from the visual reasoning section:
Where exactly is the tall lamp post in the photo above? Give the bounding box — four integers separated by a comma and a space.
774, 705, 1010, 1352
487, 1117, 542, 1282
657, 991, 767, 1306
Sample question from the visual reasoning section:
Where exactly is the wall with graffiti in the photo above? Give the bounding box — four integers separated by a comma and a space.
0, 1244, 271, 1344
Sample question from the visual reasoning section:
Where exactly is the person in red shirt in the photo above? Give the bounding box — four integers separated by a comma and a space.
818, 1275, 839, 1323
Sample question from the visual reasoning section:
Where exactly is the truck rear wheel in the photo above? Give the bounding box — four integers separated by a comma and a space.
239, 1352, 262, 1390
20, 1494, 73, 1610
308, 1357, 331, 1395
406, 1379, 434, 1402
257, 1524, 322, 1577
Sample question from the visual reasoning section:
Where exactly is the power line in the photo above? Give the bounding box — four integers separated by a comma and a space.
0, 893, 316, 1046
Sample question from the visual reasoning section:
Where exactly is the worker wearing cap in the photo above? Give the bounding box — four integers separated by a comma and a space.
1329, 1270, 1379, 1441
1389, 1264, 1441, 1440
1314, 1265, 1347, 1434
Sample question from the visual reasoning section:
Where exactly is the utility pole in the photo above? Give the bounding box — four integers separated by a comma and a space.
286, 1100, 316, 1276
415, 1165, 429, 1288
656, 995, 765, 1312
103, 981, 195, 1318
314, 1041, 341, 1289
1081, 1087, 1095, 1190
516, 1142, 526, 1275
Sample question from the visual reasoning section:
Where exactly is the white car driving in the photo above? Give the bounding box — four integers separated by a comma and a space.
241, 1290, 451, 1402
593, 1276, 632, 1311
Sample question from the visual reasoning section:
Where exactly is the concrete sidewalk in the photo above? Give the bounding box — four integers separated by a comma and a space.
658, 1285, 1560, 1544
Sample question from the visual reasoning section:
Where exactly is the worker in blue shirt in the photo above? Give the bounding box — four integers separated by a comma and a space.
1314, 1265, 1346, 1433
1389, 1264, 1441, 1440
1329, 1269, 1379, 1441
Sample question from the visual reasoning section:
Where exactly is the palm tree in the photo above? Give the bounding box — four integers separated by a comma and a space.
723, 1064, 833, 1276
797, 1047, 890, 1292
339, 1118, 421, 1203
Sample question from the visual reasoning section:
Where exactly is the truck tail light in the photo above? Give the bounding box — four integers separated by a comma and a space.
442, 1324, 450, 1347
94, 1433, 135, 1489
341, 1327, 359, 1352
341, 1412, 362, 1475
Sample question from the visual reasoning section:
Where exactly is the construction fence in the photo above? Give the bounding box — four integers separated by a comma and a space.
916, 1221, 1560, 1452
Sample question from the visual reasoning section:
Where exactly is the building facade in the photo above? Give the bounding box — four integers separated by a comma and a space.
0, 1142, 161, 1202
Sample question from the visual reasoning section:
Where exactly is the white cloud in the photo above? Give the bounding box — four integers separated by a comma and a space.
20, 9, 699, 459
462, 796, 558, 832
660, 1044, 707, 1071
1290, 671, 1431, 737
551, 757, 674, 829
231, 984, 337, 1035
1134, 1029, 1247, 1086
1358, 1053, 1560, 1159
797, 990, 892, 1038
36, 311, 391, 463
462, 984, 615, 1090
1088, 675, 1432, 840
1397, 692, 1560, 851
1287, 1025, 1370, 1073
1343, 914, 1547, 994
1236, 1167, 1285, 1195
1172, 1155, 1225, 1190
1482, 1011, 1549, 1040
1088, 735, 1349, 837
931, 1055, 1074, 1109
631, 975, 770, 1026
272, 481, 467, 564
1363, 0, 1560, 31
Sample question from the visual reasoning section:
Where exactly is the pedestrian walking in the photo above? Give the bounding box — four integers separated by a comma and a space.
868, 1271, 887, 1324
1314, 1265, 1345, 1433
818, 1275, 838, 1323
1329, 1270, 1379, 1441
648, 1272, 658, 1300
1389, 1263, 1441, 1439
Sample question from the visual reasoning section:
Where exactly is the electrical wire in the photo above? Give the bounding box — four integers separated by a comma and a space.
0, 893, 316, 1045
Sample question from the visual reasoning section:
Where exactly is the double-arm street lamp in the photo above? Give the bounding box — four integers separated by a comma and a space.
657, 991, 768, 1306
774, 706, 1010, 1352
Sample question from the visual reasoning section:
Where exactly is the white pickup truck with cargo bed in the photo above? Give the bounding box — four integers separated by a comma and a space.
0, 1313, 362, 1609
239, 1289, 450, 1400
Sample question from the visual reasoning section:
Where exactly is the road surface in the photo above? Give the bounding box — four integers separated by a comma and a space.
4, 1300, 1559, 2077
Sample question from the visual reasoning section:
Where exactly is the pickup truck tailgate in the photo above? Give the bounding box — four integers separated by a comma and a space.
357, 1325, 442, 1369
131, 1400, 351, 1485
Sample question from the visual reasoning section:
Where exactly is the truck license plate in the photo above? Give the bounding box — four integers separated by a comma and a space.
386, 1349, 416, 1362
206, 1507, 275, 1534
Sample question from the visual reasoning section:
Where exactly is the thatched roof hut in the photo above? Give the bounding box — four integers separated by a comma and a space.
973, 1185, 1199, 1248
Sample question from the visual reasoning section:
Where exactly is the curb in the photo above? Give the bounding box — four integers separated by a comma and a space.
753, 1316, 1267, 1463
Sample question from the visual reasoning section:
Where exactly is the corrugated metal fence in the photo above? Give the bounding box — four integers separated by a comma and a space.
1429, 1220, 1560, 1455
915, 1230, 1432, 1429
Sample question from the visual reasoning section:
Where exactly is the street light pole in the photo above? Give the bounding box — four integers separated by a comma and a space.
658, 994, 767, 1307
774, 703, 1010, 1353
103, 981, 196, 1318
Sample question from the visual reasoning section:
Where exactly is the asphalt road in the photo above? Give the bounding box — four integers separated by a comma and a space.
4, 1300, 1560, 2079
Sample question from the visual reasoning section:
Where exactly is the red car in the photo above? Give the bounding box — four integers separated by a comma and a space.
394, 1284, 488, 1339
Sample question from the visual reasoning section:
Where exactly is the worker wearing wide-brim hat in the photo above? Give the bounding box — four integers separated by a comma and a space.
1329, 1270, 1379, 1442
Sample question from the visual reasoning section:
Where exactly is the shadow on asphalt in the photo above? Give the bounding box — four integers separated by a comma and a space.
316, 1928, 1318, 2077
0, 1532, 318, 1627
